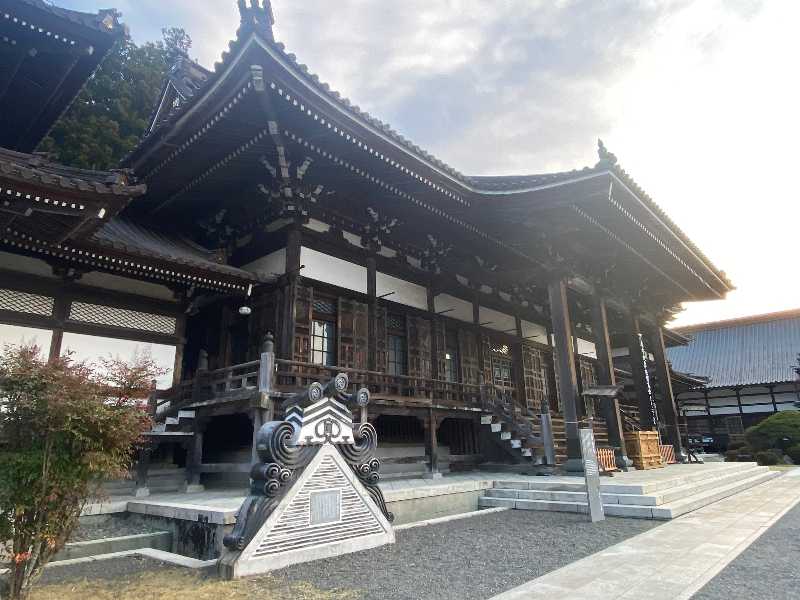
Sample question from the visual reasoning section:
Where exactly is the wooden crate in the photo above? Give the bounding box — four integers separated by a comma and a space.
624, 430, 664, 470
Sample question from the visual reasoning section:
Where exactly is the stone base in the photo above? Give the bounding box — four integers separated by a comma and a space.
423, 471, 444, 480
184, 484, 205, 493
615, 453, 634, 471
134, 487, 150, 498
563, 458, 585, 474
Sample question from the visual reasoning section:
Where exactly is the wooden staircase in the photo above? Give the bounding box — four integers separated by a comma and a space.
480, 394, 544, 464
550, 413, 610, 466
145, 409, 197, 441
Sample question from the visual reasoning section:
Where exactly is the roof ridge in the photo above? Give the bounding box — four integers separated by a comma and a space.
674, 308, 800, 332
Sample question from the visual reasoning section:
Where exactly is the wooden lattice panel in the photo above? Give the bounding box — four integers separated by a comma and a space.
68, 302, 175, 334
0, 288, 53, 316
521, 342, 550, 413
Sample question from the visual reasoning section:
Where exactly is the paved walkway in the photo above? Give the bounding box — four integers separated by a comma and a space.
490, 468, 800, 600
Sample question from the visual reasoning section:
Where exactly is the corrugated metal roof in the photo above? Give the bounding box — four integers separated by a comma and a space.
666, 311, 800, 388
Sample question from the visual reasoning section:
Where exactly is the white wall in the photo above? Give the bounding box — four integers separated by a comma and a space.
478, 306, 516, 333
434, 293, 473, 323
300, 247, 367, 294
61, 332, 176, 389
242, 248, 286, 277
376, 272, 428, 310
0, 251, 55, 278
521, 320, 548, 344
79, 271, 175, 301
0, 324, 52, 357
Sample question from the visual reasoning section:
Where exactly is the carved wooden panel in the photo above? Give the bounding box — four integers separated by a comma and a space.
433, 320, 447, 381
374, 305, 388, 373
458, 329, 480, 386
293, 285, 313, 363
521, 342, 550, 413
407, 316, 432, 379
338, 298, 369, 370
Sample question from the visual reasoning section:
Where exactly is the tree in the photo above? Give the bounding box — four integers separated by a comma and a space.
0, 346, 160, 600
38, 28, 193, 170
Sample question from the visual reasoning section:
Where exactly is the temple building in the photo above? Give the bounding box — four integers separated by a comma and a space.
668, 310, 800, 449
0, 0, 733, 489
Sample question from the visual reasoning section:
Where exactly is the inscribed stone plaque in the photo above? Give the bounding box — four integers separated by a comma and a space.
310, 489, 342, 525
579, 428, 605, 522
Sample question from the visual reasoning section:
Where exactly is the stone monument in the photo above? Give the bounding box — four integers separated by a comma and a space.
219, 373, 395, 579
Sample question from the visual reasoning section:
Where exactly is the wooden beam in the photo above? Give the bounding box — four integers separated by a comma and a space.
645, 322, 685, 459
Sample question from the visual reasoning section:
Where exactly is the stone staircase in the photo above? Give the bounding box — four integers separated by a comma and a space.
479, 462, 781, 520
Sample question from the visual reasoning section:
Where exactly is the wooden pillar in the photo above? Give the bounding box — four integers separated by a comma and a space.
735, 387, 744, 415
281, 227, 302, 359
769, 385, 778, 412
134, 444, 152, 498
644, 322, 685, 460
367, 256, 377, 371
427, 285, 440, 381
548, 279, 582, 471
186, 419, 206, 492
627, 314, 656, 430
590, 298, 628, 465
48, 296, 69, 362
172, 313, 186, 387
425, 408, 442, 478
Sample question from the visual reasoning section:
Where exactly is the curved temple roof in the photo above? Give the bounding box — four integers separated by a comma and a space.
124, 0, 732, 305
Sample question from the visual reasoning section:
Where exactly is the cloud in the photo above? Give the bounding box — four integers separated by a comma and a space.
57, 0, 799, 327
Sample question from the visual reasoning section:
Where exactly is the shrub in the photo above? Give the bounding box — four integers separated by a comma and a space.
745, 412, 800, 452
754, 450, 783, 466
786, 445, 800, 465
727, 440, 746, 451
0, 345, 158, 600
724, 449, 740, 462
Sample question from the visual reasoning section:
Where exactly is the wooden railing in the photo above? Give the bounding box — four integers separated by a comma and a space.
275, 359, 484, 409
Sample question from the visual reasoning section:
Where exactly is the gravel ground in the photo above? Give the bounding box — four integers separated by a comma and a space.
68, 517, 164, 543
35, 510, 657, 600
273, 509, 657, 600
693, 502, 800, 600
38, 555, 190, 586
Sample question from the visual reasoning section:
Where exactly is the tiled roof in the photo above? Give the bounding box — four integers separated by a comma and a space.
0, 147, 145, 197
90, 218, 262, 282
16, 0, 125, 36
666, 310, 800, 388
466, 169, 601, 191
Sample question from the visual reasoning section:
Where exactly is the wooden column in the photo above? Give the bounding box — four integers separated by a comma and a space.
186, 419, 206, 492
769, 385, 778, 412
367, 256, 377, 372
425, 408, 442, 478
645, 322, 686, 460
548, 279, 582, 471
48, 296, 69, 362
172, 312, 186, 387
590, 298, 628, 465
627, 315, 656, 430
427, 285, 440, 381
281, 227, 302, 359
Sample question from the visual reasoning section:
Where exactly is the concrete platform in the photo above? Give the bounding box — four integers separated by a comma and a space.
480, 462, 783, 519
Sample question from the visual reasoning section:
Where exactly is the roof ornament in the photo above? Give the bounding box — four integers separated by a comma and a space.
596, 139, 618, 168
238, 0, 275, 39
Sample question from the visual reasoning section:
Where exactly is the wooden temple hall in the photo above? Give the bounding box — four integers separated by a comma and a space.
0, 0, 733, 488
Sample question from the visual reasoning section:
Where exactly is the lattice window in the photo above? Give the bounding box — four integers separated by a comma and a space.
0, 289, 54, 316
387, 314, 404, 331
522, 344, 550, 413
69, 302, 176, 335
312, 298, 336, 315
579, 358, 598, 389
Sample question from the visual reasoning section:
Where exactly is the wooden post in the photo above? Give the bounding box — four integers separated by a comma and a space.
257, 332, 275, 409
367, 256, 377, 371
425, 408, 442, 479
645, 322, 686, 460
769, 385, 778, 412
590, 298, 629, 467
427, 285, 439, 381
282, 227, 302, 359
548, 279, 583, 472
172, 312, 186, 388
134, 444, 151, 498
48, 297, 69, 363
627, 314, 656, 430
251, 408, 265, 465
186, 421, 205, 492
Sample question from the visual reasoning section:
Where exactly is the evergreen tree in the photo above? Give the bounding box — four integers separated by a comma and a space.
38, 28, 192, 170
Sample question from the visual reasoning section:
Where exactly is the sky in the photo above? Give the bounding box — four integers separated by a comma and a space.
57, 0, 799, 328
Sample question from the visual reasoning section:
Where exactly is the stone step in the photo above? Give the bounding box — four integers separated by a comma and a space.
650, 470, 782, 520
177, 410, 195, 420
510, 439, 521, 449
480, 415, 493, 425
165, 417, 179, 426
500, 431, 511, 440
481, 469, 782, 520
602, 462, 763, 496
521, 449, 532, 457
494, 480, 586, 492
490, 423, 502, 433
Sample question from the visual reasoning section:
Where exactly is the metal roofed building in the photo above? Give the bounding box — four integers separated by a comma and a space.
667, 309, 800, 447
